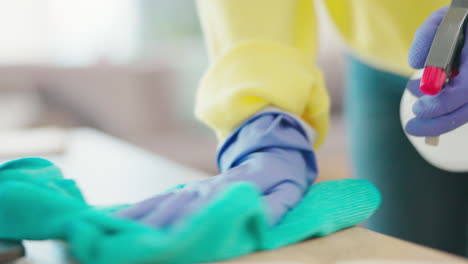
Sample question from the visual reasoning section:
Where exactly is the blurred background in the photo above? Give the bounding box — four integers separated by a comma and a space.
0, 0, 348, 177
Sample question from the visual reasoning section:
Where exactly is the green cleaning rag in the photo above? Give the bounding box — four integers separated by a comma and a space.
0, 158, 380, 264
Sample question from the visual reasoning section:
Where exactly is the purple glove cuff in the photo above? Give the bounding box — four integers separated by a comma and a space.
217, 112, 314, 174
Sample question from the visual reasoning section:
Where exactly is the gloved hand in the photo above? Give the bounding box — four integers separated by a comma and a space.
115, 112, 317, 226
406, 6, 468, 137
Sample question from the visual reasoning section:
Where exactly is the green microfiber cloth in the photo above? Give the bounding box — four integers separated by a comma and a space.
0, 158, 380, 264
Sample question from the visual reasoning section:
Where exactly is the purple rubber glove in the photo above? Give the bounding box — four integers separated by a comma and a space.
114, 112, 317, 227
406, 6, 468, 137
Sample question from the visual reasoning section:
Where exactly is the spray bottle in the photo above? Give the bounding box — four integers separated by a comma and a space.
400, 0, 468, 172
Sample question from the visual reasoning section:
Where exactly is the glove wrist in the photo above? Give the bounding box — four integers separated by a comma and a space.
217, 110, 316, 173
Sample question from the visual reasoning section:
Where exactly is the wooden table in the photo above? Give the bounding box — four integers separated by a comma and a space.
1, 128, 466, 264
